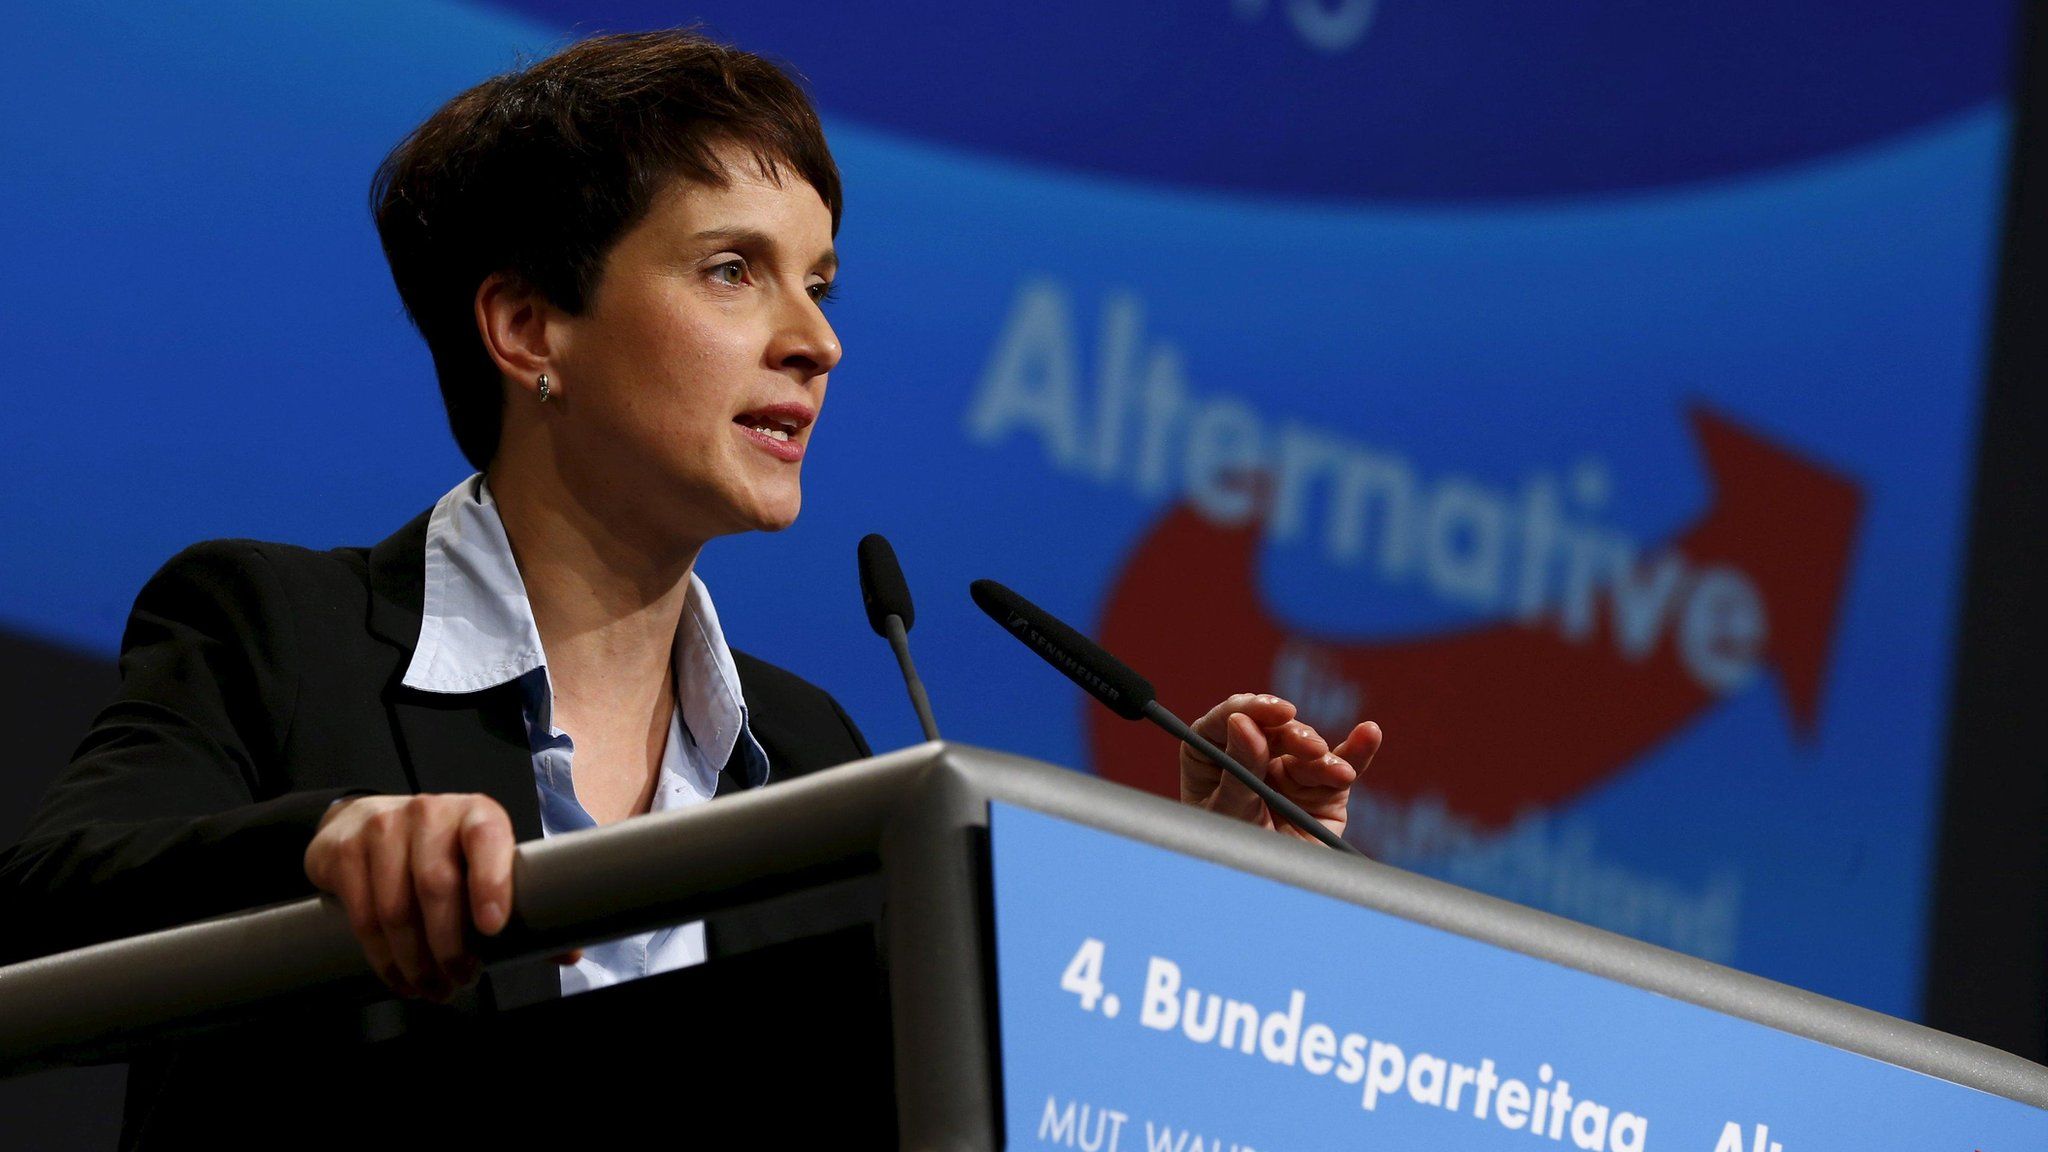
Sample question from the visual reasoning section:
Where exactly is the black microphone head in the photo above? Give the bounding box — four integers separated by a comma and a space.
970, 579, 1154, 720
858, 534, 915, 634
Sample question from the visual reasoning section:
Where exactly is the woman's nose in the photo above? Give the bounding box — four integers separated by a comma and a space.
771, 294, 842, 379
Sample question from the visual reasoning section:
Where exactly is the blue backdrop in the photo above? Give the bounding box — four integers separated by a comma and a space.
0, 1, 2020, 1021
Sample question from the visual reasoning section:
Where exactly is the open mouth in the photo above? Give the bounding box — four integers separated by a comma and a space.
737, 415, 799, 441
733, 402, 815, 459
733, 403, 814, 442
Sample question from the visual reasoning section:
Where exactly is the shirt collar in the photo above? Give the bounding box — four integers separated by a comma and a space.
400, 474, 753, 776
401, 475, 544, 695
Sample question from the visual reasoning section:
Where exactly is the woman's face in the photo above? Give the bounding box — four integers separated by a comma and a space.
544, 145, 840, 549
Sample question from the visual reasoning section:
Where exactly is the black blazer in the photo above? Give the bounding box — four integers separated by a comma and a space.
0, 506, 870, 1008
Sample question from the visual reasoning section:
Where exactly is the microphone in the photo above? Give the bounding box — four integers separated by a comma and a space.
969, 579, 1362, 855
858, 534, 941, 742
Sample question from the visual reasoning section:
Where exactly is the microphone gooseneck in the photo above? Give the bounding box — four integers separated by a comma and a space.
968, 579, 1362, 855
858, 534, 940, 742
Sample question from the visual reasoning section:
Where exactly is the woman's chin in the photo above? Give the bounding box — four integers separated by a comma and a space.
743, 494, 802, 534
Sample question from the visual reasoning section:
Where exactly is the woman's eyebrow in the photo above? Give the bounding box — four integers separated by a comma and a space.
691, 226, 773, 249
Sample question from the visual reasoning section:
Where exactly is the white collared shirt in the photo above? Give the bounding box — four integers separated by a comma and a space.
400, 474, 768, 994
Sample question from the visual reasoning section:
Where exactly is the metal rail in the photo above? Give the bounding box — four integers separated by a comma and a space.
0, 744, 931, 1075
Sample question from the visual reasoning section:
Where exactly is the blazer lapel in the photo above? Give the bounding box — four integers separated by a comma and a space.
389, 678, 559, 1012
365, 506, 557, 1008
364, 508, 544, 839
388, 682, 542, 838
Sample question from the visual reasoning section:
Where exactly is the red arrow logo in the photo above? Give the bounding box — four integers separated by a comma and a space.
1090, 407, 1863, 828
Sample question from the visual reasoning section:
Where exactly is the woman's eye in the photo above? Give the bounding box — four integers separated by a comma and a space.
809, 279, 838, 304
710, 259, 747, 286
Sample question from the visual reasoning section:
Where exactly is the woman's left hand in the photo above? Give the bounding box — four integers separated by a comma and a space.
1179, 693, 1381, 844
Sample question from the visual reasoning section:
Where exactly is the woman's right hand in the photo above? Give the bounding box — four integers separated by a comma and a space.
302, 793, 515, 1002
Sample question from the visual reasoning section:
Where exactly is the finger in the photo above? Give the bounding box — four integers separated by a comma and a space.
1281, 725, 1378, 837
1182, 703, 1241, 805
1179, 747, 1223, 807
1277, 722, 1380, 795
1217, 711, 1273, 777
367, 808, 426, 997
1190, 693, 1296, 747
1276, 769, 1355, 820
1262, 718, 1330, 763
1183, 696, 1300, 806
1333, 721, 1383, 768
1265, 739, 1362, 842
1202, 713, 1274, 825
411, 805, 472, 996
553, 949, 585, 967
460, 799, 515, 937
1276, 748, 1357, 792
1199, 710, 1275, 773
1260, 767, 1353, 841
327, 839, 400, 993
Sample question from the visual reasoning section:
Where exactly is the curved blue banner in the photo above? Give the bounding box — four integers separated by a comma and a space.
495, 0, 2011, 199
0, 0, 2021, 1023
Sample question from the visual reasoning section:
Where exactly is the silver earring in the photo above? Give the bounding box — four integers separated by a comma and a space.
537, 372, 551, 403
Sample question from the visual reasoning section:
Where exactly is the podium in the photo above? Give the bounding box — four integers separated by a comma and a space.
1, 743, 2045, 1147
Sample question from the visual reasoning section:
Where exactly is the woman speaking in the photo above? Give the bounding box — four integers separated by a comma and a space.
0, 24, 1380, 1115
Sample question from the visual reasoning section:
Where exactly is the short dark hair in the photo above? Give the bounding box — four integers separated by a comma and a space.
371, 30, 843, 472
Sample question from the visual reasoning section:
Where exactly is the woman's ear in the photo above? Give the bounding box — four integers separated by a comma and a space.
475, 272, 557, 401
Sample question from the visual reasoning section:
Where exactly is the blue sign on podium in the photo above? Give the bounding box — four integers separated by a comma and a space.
988, 802, 2048, 1151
